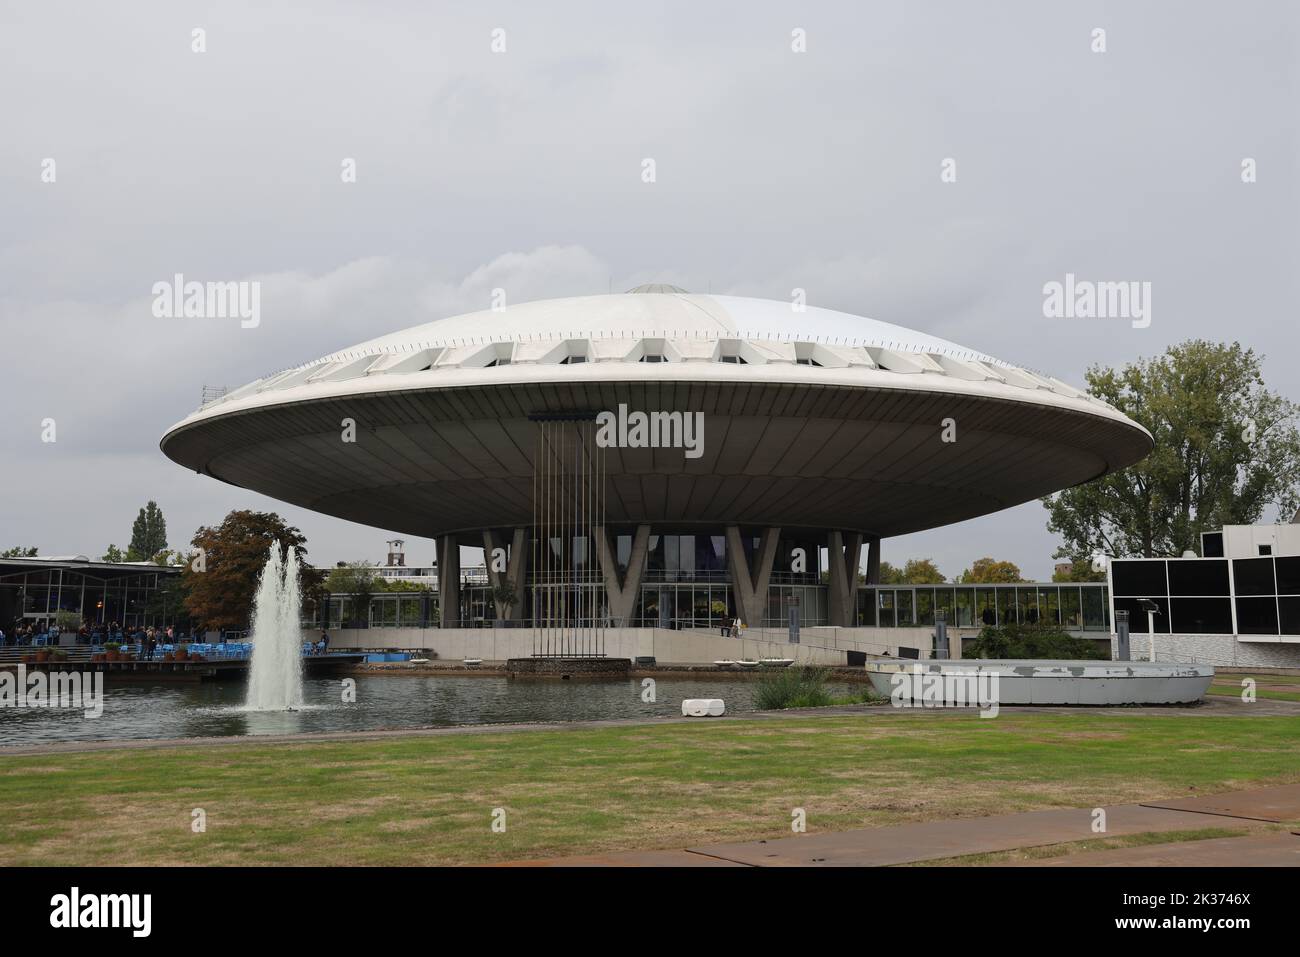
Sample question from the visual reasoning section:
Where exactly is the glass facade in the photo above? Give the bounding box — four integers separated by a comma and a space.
856, 583, 1110, 631
0, 562, 179, 632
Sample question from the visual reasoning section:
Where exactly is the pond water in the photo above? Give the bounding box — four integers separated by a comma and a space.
0, 674, 866, 746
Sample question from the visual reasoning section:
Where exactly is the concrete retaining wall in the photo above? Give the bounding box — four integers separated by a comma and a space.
1108, 632, 1300, 669
305, 625, 946, 665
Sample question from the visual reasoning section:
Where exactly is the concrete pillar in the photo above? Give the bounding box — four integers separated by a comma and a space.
437, 535, 460, 628
1116, 609, 1130, 661
864, 535, 881, 584
593, 525, 650, 626
725, 525, 780, 629
827, 530, 864, 626
482, 528, 527, 621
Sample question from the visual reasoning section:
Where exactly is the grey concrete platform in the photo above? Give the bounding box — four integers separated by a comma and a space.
684, 803, 1225, 867
865, 659, 1214, 706
1140, 782, 1300, 823
1021, 831, 1300, 867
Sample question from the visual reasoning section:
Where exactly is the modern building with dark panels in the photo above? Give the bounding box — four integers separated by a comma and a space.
1108, 523, 1300, 667
162, 287, 1152, 640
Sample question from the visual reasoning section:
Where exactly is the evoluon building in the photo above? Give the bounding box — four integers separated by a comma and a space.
161, 285, 1151, 654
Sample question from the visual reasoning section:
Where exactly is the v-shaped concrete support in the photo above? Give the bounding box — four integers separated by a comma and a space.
725, 526, 781, 628
593, 524, 651, 625
827, 530, 864, 626
482, 527, 527, 621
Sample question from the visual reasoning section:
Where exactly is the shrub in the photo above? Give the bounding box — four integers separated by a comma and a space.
753, 665, 834, 710
964, 623, 1106, 660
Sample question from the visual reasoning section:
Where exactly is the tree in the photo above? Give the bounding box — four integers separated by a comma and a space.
957, 557, 1024, 583
1, 546, 38, 558
491, 583, 519, 619
182, 510, 323, 631
875, 561, 904, 585
900, 558, 945, 583
874, 558, 945, 584
127, 501, 168, 561
1052, 558, 1106, 583
1044, 341, 1300, 560
325, 562, 380, 627
101, 544, 125, 563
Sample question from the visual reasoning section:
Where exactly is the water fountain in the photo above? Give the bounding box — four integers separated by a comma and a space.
245, 543, 304, 711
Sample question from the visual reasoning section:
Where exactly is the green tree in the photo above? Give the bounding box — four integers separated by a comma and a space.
1044, 340, 1300, 559
182, 510, 323, 631
101, 544, 125, 563
1, 546, 38, 558
325, 562, 380, 627
957, 557, 1024, 583
875, 558, 946, 584
900, 558, 945, 583
127, 501, 168, 561
875, 561, 904, 585
1052, 558, 1106, 583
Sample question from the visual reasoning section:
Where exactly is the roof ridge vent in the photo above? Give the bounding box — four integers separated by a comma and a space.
625, 283, 689, 294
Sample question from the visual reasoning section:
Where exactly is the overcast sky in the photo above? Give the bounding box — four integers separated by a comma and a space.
2, 1, 1296, 578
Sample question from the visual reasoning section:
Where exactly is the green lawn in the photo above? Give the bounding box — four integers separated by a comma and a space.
2, 710, 1298, 866
1209, 673, 1300, 702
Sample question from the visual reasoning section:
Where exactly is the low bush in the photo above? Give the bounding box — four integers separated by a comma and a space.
753, 665, 835, 710
964, 623, 1106, 660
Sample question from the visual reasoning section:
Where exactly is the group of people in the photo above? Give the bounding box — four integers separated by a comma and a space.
0, 618, 196, 650
0, 618, 73, 646
719, 616, 745, 638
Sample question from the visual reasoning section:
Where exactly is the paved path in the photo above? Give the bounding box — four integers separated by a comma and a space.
1018, 832, 1300, 866
1140, 781, 1300, 823
509, 783, 1300, 868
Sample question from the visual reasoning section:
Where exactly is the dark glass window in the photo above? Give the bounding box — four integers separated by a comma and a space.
915, 589, 935, 626
1235, 597, 1278, 635
1259, 544, 1273, 556
1167, 559, 1229, 596
1201, 532, 1224, 557
1170, 597, 1233, 634
1232, 558, 1276, 596
1111, 561, 1168, 597
878, 590, 895, 628
1275, 557, 1300, 595
1082, 587, 1106, 630
857, 588, 876, 626
1279, 597, 1300, 636
1113, 597, 1170, 633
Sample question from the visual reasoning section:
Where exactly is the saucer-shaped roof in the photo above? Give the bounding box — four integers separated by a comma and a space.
161, 290, 1152, 539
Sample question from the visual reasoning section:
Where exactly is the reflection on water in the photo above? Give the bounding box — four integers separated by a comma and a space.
0, 675, 864, 746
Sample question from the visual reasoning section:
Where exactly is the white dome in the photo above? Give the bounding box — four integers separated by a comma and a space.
320, 292, 1001, 365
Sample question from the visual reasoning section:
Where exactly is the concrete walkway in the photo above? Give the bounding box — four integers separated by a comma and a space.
1019, 832, 1300, 866
509, 783, 1300, 867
